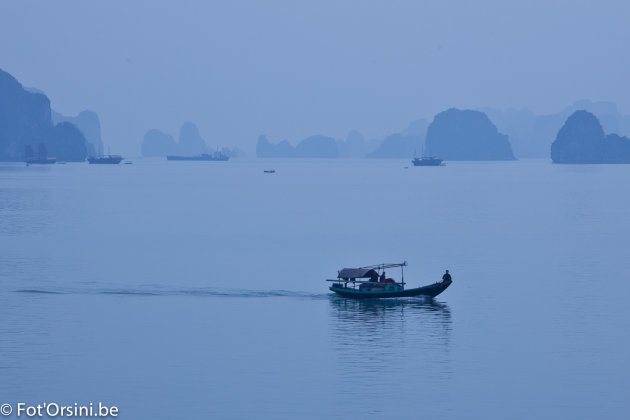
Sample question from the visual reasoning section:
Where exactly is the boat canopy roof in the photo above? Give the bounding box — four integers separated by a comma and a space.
337, 262, 407, 281
338, 268, 379, 280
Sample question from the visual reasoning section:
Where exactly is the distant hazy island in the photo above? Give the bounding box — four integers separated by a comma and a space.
482, 100, 630, 159
257, 130, 385, 158
142, 122, 245, 158
0, 68, 102, 162
551, 111, 630, 163
255, 103, 630, 161
257, 135, 338, 158
52, 110, 104, 157
6, 63, 630, 164
256, 121, 428, 159
256, 110, 516, 161
366, 120, 428, 158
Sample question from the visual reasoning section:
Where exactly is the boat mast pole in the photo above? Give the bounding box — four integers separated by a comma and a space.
401, 264, 405, 288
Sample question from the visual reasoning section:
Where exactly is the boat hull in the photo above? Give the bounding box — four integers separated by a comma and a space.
26, 157, 56, 165
88, 156, 123, 164
330, 280, 451, 299
412, 158, 443, 166
166, 154, 229, 161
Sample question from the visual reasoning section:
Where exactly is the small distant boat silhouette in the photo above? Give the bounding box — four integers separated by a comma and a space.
412, 148, 444, 166
124, 161, 133, 165
263, 170, 276, 173
412, 156, 444, 166
26, 157, 56, 165
88, 155, 123, 164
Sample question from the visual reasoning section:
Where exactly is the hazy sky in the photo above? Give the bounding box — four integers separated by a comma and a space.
1, 0, 629, 155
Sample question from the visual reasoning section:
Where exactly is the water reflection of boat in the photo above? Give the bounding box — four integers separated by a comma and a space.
329, 294, 451, 320
327, 262, 452, 299
328, 296, 452, 366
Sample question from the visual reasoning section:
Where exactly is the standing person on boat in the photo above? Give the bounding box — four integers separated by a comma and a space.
442, 270, 452, 282
380, 271, 386, 283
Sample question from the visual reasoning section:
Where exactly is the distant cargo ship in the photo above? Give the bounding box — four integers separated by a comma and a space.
88, 155, 123, 164
166, 152, 229, 161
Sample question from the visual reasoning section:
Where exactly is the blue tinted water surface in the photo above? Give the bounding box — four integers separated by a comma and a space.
1, 159, 628, 419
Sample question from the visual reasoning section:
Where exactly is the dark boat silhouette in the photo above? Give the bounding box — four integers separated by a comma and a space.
26, 157, 56, 165
412, 148, 444, 166
88, 155, 123, 164
25, 144, 56, 165
412, 156, 444, 166
327, 262, 452, 299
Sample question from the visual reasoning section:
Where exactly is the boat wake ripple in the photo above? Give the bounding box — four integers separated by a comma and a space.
14, 287, 328, 299
13, 289, 65, 295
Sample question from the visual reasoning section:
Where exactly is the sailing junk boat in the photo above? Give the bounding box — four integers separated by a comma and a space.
87, 146, 123, 164
327, 262, 452, 299
25, 144, 56, 165
412, 147, 444, 166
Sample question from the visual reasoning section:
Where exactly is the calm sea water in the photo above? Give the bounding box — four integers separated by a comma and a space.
1, 159, 629, 419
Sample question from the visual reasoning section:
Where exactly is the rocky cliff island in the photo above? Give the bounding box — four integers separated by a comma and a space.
551, 110, 630, 163
0, 68, 89, 162
425, 109, 515, 160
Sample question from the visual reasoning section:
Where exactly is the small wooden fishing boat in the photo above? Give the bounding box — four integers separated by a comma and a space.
327, 262, 452, 299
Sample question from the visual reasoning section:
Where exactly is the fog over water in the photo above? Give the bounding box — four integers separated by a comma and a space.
1, 160, 629, 419
1, 1, 629, 154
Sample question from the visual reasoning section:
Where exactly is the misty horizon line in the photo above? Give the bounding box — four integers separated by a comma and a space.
25, 75, 626, 148
5, 65, 628, 160
56, 98, 629, 148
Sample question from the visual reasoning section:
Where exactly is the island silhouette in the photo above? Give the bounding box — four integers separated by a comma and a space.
551, 110, 630, 163
256, 135, 339, 158
142, 122, 244, 158
482, 100, 630, 158
0, 68, 89, 162
425, 109, 515, 160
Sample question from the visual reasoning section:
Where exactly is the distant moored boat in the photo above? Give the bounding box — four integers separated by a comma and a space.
25, 143, 56, 165
88, 155, 123, 164
412, 156, 444, 166
26, 157, 56, 165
